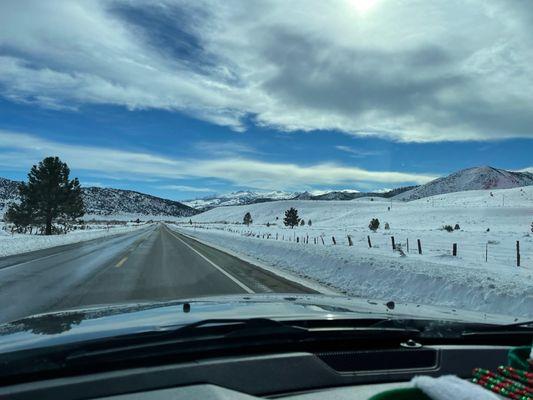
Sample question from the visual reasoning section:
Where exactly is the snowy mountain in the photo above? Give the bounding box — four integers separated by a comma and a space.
184, 188, 416, 209
183, 190, 297, 210
395, 166, 533, 201
0, 177, 197, 217
292, 187, 416, 201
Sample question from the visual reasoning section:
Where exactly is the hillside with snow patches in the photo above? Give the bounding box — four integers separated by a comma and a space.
0, 177, 197, 218
395, 166, 533, 201
183, 190, 297, 210
177, 185, 533, 317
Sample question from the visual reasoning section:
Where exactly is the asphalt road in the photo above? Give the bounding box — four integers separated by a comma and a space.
0, 224, 314, 323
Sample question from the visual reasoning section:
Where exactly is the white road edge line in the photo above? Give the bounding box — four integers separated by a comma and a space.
166, 227, 255, 294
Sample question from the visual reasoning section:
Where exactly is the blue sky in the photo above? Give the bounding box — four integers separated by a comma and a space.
0, 1, 532, 201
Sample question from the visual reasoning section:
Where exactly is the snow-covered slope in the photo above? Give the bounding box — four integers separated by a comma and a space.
186, 185, 533, 228
183, 190, 297, 209
395, 166, 533, 201
0, 178, 197, 217
178, 185, 533, 317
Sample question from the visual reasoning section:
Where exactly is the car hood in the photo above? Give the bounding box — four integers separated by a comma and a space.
0, 294, 518, 353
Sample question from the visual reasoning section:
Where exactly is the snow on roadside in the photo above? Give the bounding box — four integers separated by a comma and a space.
0, 225, 147, 257
178, 226, 533, 318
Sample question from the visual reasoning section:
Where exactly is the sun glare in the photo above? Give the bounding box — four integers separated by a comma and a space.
349, 0, 379, 14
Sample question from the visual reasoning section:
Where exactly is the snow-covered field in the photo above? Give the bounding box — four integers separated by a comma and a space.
0, 224, 147, 257
174, 186, 533, 317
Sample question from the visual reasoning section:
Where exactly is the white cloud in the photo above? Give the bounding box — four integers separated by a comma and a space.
335, 145, 385, 158
0, 130, 437, 190
157, 185, 215, 192
1, 1, 533, 141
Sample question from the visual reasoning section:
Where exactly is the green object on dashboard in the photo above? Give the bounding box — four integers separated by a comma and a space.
508, 346, 531, 370
368, 387, 430, 400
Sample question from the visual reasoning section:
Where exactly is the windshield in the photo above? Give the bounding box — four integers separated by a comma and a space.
0, 0, 532, 334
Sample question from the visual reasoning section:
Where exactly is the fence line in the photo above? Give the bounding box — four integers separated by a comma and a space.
176, 222, 532, 268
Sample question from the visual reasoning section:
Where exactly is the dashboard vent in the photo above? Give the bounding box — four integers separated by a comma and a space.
316, 348, 438, 372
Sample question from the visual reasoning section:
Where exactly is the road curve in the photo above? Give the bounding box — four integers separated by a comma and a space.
0, 223, 314, 323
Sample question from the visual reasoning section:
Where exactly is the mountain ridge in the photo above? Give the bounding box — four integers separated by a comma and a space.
0, 178, 197, 217
394, 166, 533, 201
2, 166, 532, 215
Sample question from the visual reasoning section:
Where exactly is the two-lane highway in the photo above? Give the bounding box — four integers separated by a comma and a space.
0, 224, 314, 323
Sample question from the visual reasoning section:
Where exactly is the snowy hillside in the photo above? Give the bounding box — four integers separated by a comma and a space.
395, 166, 533, 201
0, 177, 197, 218
176, 185, 533, 317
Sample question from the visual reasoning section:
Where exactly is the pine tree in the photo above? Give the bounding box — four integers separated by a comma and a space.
300, 219, 305, 226
284, 207, 300, 228
368, 218, 380, 232
5, 157, 85, 235
308, 219, 312, 226
243, 212, 253, 226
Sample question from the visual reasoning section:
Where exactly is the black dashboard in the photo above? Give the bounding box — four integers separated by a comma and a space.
0, 344, 511, 400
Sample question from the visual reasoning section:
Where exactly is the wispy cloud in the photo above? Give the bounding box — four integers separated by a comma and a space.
516, 167, 533, 173
157, 184, 215, 192
192, 141, 258, 157
1, 1, 533, 142
335, 145, 385, 158
0, 130, 438, 190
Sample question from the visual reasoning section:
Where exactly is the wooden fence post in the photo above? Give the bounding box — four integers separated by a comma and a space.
367, 235, 372, 248
321, 236, 325, 245
485, 242, 488, 262
452, 243, 457, 256
348, 235, 353, 246
406, 238, 409, 253
276, 233, 278, 240
391, 236, 396, 250
306, 235, 309, 244
516, 241, 520, 267
417, 239, 422, 255
332, 236, 336, 245
296, 237, 299, 243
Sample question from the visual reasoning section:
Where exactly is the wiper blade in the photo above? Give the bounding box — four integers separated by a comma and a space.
172, 317, 306, 338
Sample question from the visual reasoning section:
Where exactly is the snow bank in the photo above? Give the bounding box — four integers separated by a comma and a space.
0, 225, 147, 257
177, 227, 533, 317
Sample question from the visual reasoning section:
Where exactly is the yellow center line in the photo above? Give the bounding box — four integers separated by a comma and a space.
115, 256, 128, 268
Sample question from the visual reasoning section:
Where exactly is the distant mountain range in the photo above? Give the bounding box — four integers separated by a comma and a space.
183, 187, 418, 209
1, 166, 531, 217
183, 166, 533, 209
0, 178, 197, 218
394, 166, 533, 201
182, 190, 298, 210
